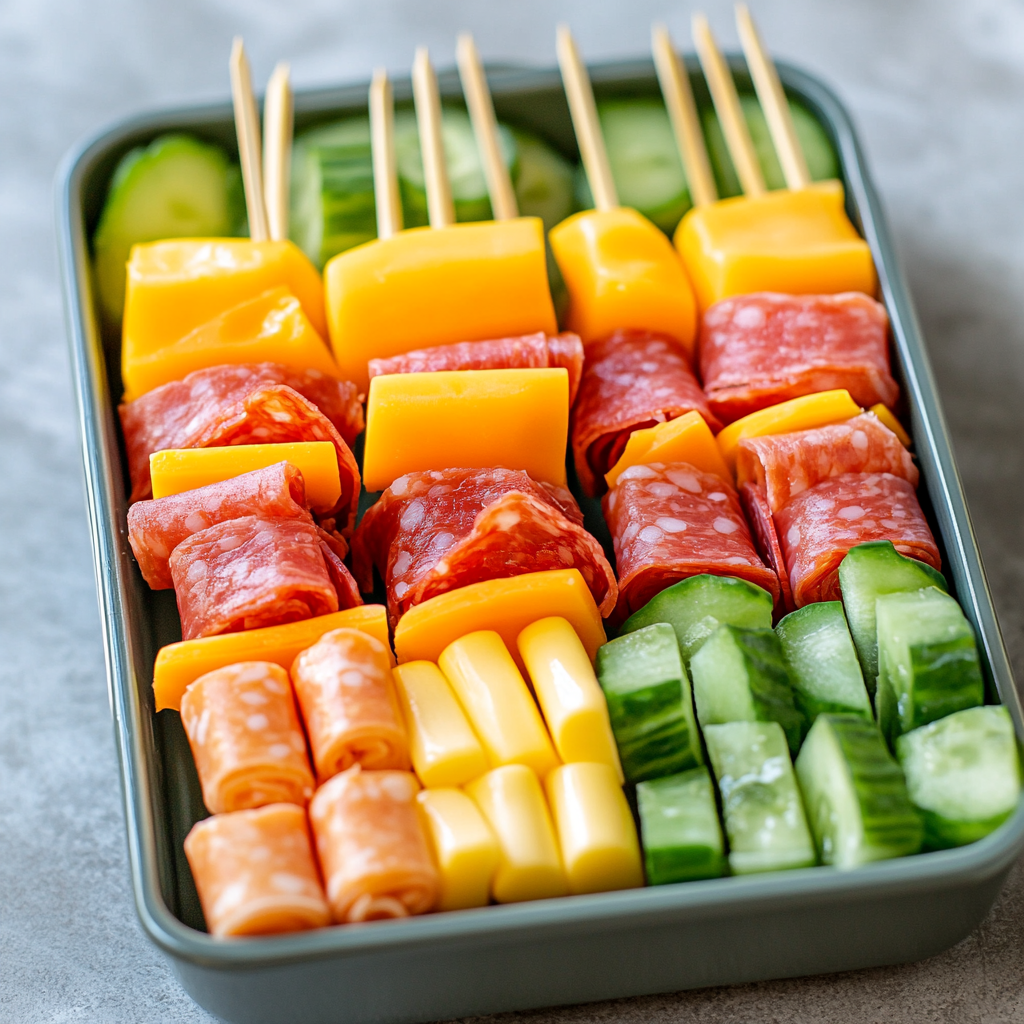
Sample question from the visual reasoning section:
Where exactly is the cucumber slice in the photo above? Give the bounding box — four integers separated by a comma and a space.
636, 766, 726, 884
595, 623, 703, 784
702, 94, 839, 199
690, 625, 806, 754
574, 99, 690, 234
838, 541, 948, 691
619, 574, 774, 668
776, 602, 872, 724
795, 714, 922, 867
876, 587, 984, 747
93, 133, 242, 321
896, 706, 1022, 849
703, 721, 816, 874
510, 129, 576, 232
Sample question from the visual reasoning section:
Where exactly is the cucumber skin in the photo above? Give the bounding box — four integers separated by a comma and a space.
919, 809, 1014, 851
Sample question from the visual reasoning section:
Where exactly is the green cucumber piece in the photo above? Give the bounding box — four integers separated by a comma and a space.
620, 574, 774, 667
573, 99, 690, 234
636, 766, 726, 884
690, 626, 806, 754
795, 714, 922, 868
702, 93, 839, 199
776, 602, 872, 723
896, 706, 1022, 849
703, 721, 816, 874
510, 128, 576, 232
595, 623, 702, 784
876, 587, 984, 747
92, 133, 242, 321
838, 541, 948, 691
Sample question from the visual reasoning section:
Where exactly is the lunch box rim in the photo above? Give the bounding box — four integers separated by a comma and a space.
56, 54, 1024, 982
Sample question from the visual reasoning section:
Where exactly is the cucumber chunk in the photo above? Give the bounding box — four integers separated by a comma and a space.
896, 706, 1022, 849
703, 721, 816, 874
876, 587, 984, 747
690, 626, 806, 754
93, 133, 242, 321
838, 541, 948, 691
510, 128, 576, 232
637, 766, 726, 884
776, 602, 872, 724
595, 623, 703, 784
795, 714, 922, 868
619, 574, 774, 667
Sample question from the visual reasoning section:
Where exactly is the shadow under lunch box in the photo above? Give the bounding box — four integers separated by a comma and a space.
56, 55, 1024, 1024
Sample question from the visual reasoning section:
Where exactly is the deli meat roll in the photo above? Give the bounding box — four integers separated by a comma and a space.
184, 803, 330, 937
180, 661, 315, 814
309, 766, 439, 924
740, 481, 795, 613
291, 628, 410, 782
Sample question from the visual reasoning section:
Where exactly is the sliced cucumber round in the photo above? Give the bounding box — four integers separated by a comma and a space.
510, 128, 576, 232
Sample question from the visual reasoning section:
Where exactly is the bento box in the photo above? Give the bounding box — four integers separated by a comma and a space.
56, 55, 1024, 1024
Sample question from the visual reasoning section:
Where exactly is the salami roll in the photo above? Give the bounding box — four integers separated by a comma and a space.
309, 766, 439, 923
368, 332, 585, 406
736, 412, 918, 514
740, 482, 794, 613
127, 462, 308, 589
120, 363, 362, 529
291, 627, 410, 782
700, 293, 899, 425
184, 803, 330, 937
775, 472, 941, 607
316, 527, 363, 611
603, 462, 779, 622
180, 661, 315, 814
351, 468, 617, 625
571, 331, 721, 497
169, 515, 339, 641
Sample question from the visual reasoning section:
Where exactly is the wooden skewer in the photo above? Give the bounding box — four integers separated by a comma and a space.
556, 24, 618, 212
735, 3, 810, 190
229, 37, 270, 242
691, 13, 765, 198
412, 47, 455, 229
369, 68, 403, 240
456, 33, 518, 221
263, 61, 293, 241
651, 23, 717, 208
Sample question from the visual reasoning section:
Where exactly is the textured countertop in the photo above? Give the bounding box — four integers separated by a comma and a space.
4, 0, 1024, 1021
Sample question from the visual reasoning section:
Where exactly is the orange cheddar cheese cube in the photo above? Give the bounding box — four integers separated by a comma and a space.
362, 368, 569, 492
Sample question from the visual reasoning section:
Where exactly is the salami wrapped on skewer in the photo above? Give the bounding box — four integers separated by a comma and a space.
740, 482, 795, 614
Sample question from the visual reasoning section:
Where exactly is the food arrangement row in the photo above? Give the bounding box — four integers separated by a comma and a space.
94, 13, 1021, 940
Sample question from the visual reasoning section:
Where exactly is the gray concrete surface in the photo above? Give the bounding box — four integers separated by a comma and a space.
3, 0, 1024, 1020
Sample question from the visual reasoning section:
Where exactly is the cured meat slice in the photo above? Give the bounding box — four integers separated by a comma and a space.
127, 462, 308, 589
700, 292, 899, 424
740, 481, 794, 614
169, 515, 338, 641
291, 628, 410, 782
571, 331, 721, 497
120, 363, 362, 529
367, 332, 585, 406
180, 661, 315, 814
316, 527, 363, 611
184, 803, 330, 937
351, 468, 616, 625
775, 472, 941, 607
309, 766, 439, 923
603, 462, 779, 622
736, 412, 918, 514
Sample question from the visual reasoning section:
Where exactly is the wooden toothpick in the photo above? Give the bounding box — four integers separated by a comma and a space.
230, 37, 270, 241
263, 61, 293, 241
412, 47, 455, 229
369, 68, 403, 239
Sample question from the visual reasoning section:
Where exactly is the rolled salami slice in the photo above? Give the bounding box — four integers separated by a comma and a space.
309, 766, 439, 923
571, 331, 721, 497
120, 363, 362, 529
740, 482, 794, 614
700, 293, 899, 424
367, 332, 584, 406
775, 472, 941, 607
180, 661, 315, 814
169, 515, 339, 640
736, 412, 918, 514
127, 462, 308, 590
351, 468, 617, 625
603, 462, 779, 622
184, 803, 330, 937
291, 627, 410, 782
316, 527, 363, 612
